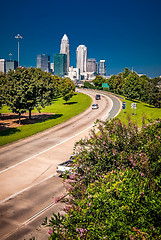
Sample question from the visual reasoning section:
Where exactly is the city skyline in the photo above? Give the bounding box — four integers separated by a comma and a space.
0, 0, 161, 78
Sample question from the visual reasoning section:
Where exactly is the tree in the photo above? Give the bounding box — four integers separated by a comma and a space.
44, 119, 161, 239
5, 68, 56, 123
92, 75, 107, 90
123, 72, 141, 100
0, 73, 7, 110
5, 68, 28, 123
60, 78, 75, 103
83, 81, 95, 89
148, 77, 161, 108
123, 67, 131, 78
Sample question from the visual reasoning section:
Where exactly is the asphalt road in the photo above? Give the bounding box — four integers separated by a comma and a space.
0, 89, 121, 240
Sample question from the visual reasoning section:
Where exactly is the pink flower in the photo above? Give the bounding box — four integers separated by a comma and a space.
65, 205, 70, 210
88, 195, 91, 198
48, 229, 52, 235
89, 203, 91, 206
140, 172, 145, 177
54, 197, 59, 203
70, 174, 75, 179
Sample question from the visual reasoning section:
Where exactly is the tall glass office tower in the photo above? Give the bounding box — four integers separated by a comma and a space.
60, 34, 70, 72
99, 60, 106, 76
37, 54, 50, 72
87, 58, 97, 74
76, 45, 87, 75
54, 54, 67, 77
6, 60, 18, 73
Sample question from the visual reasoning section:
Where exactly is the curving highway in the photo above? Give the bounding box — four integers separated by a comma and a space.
0, 89, 121, 240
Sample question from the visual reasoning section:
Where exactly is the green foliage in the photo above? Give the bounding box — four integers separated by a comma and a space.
0, 93, 92, 146
123, 72, 141, 100
0, 72, 7, 109
60, 77, 75, 103
96, 68, 161, 108
92, 75, 107, 90
4, 67, 56, 122
45, 119, 161, 239
83, 81, 95, 89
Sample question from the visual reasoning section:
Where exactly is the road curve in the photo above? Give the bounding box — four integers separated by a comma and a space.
0, 89, 121, 240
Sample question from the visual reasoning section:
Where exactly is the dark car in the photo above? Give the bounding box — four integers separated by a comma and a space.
95, 94, 101, 100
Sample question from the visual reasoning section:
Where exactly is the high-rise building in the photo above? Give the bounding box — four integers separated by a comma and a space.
0, 59, 6, 73
76, 45, 87, 75
54, 53, 67, 77
60, 34, 70, 72
87, 58, 97, 74
68, 66, 80, 81
6, 60, 18, 73
99, 60, 106, 76
37, 54, 50, 72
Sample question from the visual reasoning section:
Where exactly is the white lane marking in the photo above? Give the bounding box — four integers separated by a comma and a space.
0, 97, 113, 175
0, 173, 57, 205
0, 99, 113, 204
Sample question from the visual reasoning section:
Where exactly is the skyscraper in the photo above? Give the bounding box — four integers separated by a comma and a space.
99, 60, 106, 76
54, 53, 67, 77
87, 58, 97, 74
76, 45, 87, 75
0, 59, 6, 73
60, 34, 70, 72
6, 60, 18, 73
37, 54, 50, 72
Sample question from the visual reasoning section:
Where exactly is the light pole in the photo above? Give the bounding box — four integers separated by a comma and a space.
15, 34, 23, 67
9, 53, 12, 62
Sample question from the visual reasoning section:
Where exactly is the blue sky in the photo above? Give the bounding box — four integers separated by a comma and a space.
1, 0, 161, 78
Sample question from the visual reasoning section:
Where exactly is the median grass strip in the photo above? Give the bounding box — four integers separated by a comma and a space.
117, 98, 161, 126
0, 93, 92, 146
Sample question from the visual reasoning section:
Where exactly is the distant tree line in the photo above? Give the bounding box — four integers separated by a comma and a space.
0, 68, 75, 123
84, 68, 161, 108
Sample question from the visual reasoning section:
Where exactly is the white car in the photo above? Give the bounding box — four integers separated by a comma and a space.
92, 103, 99, 109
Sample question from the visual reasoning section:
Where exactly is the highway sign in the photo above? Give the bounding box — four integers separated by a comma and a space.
102, 83, 109, 88
122, 102, 126, 109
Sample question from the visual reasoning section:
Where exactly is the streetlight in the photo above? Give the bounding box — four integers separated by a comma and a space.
15, 34, 23, 67
9, 53, 12, 62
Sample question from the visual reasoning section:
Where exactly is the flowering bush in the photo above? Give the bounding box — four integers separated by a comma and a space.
44, 118, 161, 239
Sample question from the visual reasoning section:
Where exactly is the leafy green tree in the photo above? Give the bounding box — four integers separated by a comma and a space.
5, 67, 56, 123
60, 78, 75, 103
92, 75, 107, 90
0, 73, 7, 109
83, 81, 95, 89
123, 72, 141, 100
123, 67, 131, 78
109, 73, 124, 94
148, 77, 161, 108
5, 68, 28, 123
44, 119, 161, 239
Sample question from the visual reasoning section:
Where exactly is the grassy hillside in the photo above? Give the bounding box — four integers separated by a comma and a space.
117, 98, 161, 126
0, 93, 92, 146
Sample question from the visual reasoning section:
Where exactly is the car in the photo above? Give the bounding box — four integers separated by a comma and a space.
95, 94, 101, 100
92, 103, 99, 109
56, 155, 75, 175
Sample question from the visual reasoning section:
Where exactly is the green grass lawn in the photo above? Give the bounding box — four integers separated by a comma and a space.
0, 93, 92, 146
117, 98, 161, 126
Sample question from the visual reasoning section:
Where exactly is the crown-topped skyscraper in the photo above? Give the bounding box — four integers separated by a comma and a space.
60, 34, 70, 72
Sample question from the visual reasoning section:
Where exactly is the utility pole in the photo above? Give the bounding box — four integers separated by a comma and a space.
15, 34, 23, 67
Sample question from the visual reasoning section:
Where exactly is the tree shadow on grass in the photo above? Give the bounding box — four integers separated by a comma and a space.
0, 128, 20, 136
0, 113, 63, 136
63, 102, 78, 105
